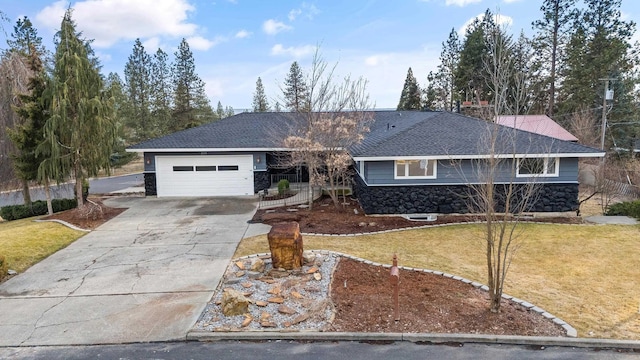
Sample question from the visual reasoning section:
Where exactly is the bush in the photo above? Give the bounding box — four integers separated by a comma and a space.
0, 198, 78, 221
606, 200, 640, 219
277, 179, 290, 195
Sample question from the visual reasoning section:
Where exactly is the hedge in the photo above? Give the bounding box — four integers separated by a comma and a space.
0, 198, 77, 221
606, 200, 640, 220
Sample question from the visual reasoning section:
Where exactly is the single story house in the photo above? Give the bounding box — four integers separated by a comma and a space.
127, 111, 604, 214
496, 115, 579, 142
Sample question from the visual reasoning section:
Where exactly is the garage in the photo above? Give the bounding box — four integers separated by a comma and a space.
155, 155, 254, 197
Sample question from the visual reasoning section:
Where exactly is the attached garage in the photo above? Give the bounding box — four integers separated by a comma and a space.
155, 155, 254, 197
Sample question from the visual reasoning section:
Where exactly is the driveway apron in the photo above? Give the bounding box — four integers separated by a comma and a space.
0, 197, 256, 346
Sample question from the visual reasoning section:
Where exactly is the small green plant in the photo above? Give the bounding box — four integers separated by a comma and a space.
606, 200, 640, 219
277, 179, 290, 195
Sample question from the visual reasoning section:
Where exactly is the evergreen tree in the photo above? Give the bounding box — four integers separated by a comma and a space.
6, 16, 46, 56
43, 9, 117, 207
172, 38, 213, 130
151, 48, 173, 135
224, 106, 235, 118
124, 39, 153, 141
531, 0, 578, 117
434, 28, 460, 111
396, 67, 422, 110
8, 44, 48, 207
558, 0, 637, 145
283, 61, 308, 111
104, 72, 128, 150
455, 9, 496, 104
252, 77, 270, 112
216, 101, 225, 119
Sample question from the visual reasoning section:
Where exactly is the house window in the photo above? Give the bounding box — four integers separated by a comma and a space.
195, 166, 217, 171
517, 158, 558, 177
218, 165, 239, 171
173, 166, 193, 172
395, 159, 436, 179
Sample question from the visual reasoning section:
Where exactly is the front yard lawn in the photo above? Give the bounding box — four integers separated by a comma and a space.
236, 223, 640, 339
0, 217, 85, 277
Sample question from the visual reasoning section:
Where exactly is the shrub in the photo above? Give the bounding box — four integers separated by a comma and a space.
277, 179, 290, 195
0, 198, 78, 221
606, 200, 640, 219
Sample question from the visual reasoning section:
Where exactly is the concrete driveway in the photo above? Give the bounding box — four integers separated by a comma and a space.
0, 197, 257, 346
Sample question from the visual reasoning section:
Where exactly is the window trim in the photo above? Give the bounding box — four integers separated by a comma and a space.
516, 157, 559, 177
394, 159, 437, 179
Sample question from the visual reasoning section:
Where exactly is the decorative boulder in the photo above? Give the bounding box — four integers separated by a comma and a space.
268, 222, 303, 270
251, 258, 266, 272
221, 288, 250, 316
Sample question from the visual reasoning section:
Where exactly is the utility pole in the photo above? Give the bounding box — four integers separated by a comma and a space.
600, 78, 616, 151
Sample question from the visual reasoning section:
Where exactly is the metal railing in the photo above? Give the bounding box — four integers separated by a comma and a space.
258, 183, 322, 209
270, 173, 300, 185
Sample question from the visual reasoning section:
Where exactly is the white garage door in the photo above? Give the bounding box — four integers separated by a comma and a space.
155, 155, 254, 197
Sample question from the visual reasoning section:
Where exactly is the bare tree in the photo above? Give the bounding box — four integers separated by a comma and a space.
282, 49, 373, 209
0, 50, 32, 199
467, 21, 543, 313
568, 107, 599, 147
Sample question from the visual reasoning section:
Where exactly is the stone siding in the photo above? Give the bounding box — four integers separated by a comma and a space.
353, 176, 578, 214
144, 172, 157, 196
254, 171, 271, 194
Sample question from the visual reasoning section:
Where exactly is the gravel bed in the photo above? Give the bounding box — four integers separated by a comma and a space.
194, 251, 338, 332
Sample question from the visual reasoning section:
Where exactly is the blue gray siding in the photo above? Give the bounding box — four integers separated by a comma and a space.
362, 158, 579, 185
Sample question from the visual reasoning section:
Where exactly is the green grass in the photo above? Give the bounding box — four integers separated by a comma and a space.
0, 217, 85, 275
237, 223, 640, 340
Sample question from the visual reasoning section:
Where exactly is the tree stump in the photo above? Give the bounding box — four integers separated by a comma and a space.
267, 222, 303, 270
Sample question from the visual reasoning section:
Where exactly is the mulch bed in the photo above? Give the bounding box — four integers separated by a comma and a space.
329, 258, 566, 336
253, 196, 583, 235
42, 197, 126, 230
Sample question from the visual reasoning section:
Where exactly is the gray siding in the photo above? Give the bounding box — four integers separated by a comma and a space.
363, 158, 579, 185
143, 151, 267, 172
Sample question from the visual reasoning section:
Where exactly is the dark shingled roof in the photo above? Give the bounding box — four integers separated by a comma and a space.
128, 111, 602, 157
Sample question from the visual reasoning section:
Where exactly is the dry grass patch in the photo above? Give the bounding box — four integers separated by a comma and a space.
0, 217, 85, 275
237, 223, 640, 339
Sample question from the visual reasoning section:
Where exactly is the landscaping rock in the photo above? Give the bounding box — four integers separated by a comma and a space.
221, 289, 250, 316
268, 222, 303, 270
251, 258, 265, 272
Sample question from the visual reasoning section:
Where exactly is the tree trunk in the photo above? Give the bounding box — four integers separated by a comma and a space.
44, 180, 53, 215
21, 179, 31, 205
75, 160, 84, 207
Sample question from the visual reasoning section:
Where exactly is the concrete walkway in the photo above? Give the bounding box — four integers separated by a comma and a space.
0, 197, 257, 346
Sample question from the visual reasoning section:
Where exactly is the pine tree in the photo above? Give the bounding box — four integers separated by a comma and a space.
216, 101, 225, 119
283, 61, 308, 111
396, 67, 422, 110
532, 0, 578, 116
151, 48, 173, 135
104, 72, 128, 150
455, 9, 496, 104
252, 77, 270, 112
6, 16, 46, 57
172, 38, 213, 130
43, 9, 117, 207
124, 39, 153, 141
435, 28, 460, 111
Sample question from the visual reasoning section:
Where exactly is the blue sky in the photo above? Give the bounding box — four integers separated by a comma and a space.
1, 0, 639, 110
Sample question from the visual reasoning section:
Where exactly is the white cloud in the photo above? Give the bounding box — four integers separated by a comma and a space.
142, 37, 161, 52
262, 19, 293, 35
35, 0, 198, 48
288, 9, 302, 21
235, 29, 252, 39
458, 12, 514, 35
288, 3, 320, 21
270, 44, 315, 58
187, 36, 226, 51
502, 0, 522, 3
445, 0, 481, 6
